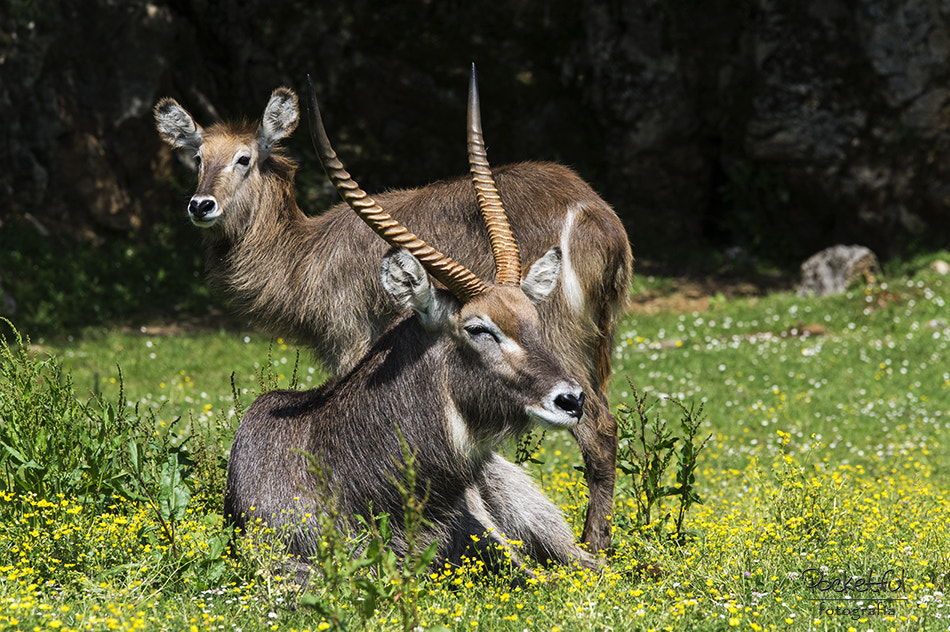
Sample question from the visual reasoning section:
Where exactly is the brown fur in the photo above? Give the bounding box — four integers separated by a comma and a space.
155, 90, 633, 552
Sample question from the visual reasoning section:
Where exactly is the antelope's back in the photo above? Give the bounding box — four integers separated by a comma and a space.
316, 160, 632, 385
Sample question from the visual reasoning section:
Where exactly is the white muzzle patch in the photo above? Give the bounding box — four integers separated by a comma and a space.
526, 381, 585, 429
188, 195, 222, 227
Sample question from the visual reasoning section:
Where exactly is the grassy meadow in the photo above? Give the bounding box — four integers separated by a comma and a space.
1, 251, 949, 631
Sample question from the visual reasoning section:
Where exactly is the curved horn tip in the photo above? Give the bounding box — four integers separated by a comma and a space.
306, 72, 336, 167
305, 74, 319, 121
306, 74, 318, 117
306, 74, 315, 106
468, 64, 482, 135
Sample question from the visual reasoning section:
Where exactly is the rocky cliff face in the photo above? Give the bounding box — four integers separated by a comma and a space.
2, 2, 185, 238
2, 0, 948, 260
573, 0, 950, 259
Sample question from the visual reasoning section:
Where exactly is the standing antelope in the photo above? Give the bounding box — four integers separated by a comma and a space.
154, 69, 632, 553
221, 75, 598, 573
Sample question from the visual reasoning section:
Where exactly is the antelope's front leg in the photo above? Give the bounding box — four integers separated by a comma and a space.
571, 395, 617, 554
476, 454, 601, 570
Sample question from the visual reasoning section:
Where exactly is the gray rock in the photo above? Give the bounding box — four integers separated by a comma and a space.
929, 260, 950, 275
798, 245, 880, 297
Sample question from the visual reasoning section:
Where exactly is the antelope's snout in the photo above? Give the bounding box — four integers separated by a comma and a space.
528, 380, 586, 429
188, 195, 221, 227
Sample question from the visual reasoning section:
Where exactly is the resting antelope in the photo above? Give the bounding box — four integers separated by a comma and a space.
154, 69, 632, 552
220, 75, 597, 573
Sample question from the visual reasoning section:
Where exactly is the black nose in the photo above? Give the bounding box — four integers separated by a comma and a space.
189, 198, 216, 218
555, 391, 585, 419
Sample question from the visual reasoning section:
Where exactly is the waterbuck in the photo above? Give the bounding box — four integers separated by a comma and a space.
221, 78, 598, 573
154, 69, 632, 552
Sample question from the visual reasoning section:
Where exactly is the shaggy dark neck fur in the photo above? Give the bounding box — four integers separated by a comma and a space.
317, 317, 494, 521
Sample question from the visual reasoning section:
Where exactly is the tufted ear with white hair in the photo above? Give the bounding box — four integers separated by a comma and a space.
381, 248, 457, 330
154, 98, 203, 150
258, 87, 299, 155
520, 247, 562, 304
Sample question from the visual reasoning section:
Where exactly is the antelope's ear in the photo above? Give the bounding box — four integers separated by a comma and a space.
259, 87, 299, 154
521, 247, 562, 304
381, 248, 456, 330
154, 98, 203, 149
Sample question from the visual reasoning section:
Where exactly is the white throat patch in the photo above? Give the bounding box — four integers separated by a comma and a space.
445, 400, 474, 457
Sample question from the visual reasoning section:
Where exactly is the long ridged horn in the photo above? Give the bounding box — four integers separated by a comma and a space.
306, 75, 489, 302
467, 64, 521, 286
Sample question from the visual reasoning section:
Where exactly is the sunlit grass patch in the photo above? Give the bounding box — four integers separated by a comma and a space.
596, 440, 950, 630
1, 256, 949, 630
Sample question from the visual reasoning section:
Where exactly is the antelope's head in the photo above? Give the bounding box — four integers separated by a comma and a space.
153, 89, 299, 234
307, 67, 585, 431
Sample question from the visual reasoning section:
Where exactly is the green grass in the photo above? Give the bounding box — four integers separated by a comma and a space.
31, 328, 327, 432
1, 254, 950, 631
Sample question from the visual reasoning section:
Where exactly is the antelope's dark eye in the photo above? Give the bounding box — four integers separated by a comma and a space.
236, 155, 251, 166
194, 154, 202, 167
